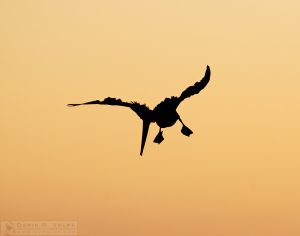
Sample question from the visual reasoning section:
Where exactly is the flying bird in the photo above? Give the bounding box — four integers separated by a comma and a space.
68, 65, 211, 156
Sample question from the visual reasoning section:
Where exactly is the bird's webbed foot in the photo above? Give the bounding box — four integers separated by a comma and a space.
153, 130, 164, 144
181, 125, 193, 136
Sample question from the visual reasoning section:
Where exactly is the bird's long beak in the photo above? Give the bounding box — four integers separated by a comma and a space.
140, 120, 151, 156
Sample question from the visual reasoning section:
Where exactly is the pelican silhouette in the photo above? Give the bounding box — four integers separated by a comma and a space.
68, 65, 211, 156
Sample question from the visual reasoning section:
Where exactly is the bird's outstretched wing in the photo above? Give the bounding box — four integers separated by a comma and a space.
154, 65, 211, 111
68, 97, 153, 156
178, 65, 210, 103
68, 97, 152, 121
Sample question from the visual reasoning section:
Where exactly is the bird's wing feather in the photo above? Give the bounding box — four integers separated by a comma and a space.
68, 97, 152, 121
129, 101, 153, 120
153, 96, 181, 112
154, 66, 211, 110
179, 65, 210, 103
153, 66, 211, 111
68, 97, 131, 107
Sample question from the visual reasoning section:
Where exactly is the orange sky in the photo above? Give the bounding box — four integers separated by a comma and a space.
1, 0, 300, 235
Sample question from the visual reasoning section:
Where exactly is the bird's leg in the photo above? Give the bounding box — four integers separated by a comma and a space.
178, 117, 193, 137
153, 127, 164, 144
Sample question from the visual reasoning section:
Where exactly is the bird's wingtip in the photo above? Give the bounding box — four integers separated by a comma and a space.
205, 65, 211, 77
67, 104, 79, 107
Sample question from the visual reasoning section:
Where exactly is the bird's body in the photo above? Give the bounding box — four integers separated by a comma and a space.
155, 111, 179, 128
68, 66, 211, 156
153, 98, 180, 128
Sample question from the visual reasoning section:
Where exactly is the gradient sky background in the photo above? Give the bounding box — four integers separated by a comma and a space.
1, 0, 300, 235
